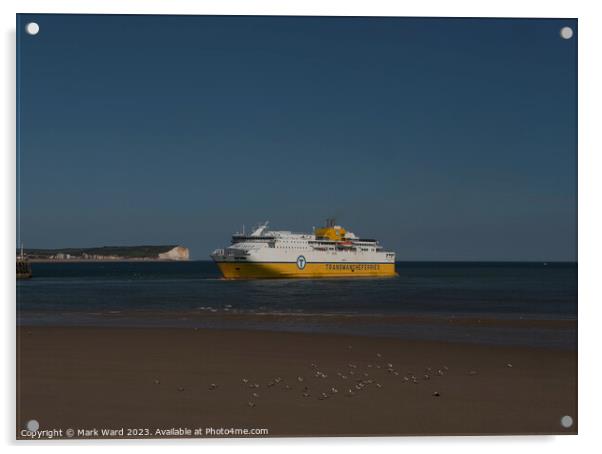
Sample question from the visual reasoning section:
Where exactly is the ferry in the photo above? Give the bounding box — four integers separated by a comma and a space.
211, 219, 396, 279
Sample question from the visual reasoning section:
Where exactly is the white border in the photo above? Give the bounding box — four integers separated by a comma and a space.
3, 1, 601, 452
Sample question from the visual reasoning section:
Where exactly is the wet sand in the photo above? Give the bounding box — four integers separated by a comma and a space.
16, 326, 577, 438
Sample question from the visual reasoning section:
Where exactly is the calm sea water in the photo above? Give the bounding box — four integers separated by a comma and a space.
17, 261, 577, 348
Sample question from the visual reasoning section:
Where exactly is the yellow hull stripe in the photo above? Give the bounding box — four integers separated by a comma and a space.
215, 262, 396, 279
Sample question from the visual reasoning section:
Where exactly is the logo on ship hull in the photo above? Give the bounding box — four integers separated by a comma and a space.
296, 256, 307, 270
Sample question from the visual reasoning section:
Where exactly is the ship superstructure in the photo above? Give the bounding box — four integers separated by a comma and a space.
211, 219, 396, 279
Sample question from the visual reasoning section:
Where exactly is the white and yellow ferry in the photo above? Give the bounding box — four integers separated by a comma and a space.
211, 219, 396, 279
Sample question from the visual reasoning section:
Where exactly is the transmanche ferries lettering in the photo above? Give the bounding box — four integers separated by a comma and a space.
211, 219, 396, 279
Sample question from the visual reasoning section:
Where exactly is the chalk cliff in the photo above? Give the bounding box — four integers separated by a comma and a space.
158, 246, 190, 261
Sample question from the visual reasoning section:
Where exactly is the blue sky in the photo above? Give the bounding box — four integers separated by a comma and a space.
17, 15, 577, 260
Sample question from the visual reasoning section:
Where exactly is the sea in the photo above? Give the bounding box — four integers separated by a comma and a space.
17, 261, 577, 349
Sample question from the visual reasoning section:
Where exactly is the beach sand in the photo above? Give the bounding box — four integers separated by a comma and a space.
16, 326, 577, 438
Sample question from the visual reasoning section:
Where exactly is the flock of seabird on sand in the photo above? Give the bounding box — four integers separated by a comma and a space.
154, 346, 514, 408
238, 350, 452, 408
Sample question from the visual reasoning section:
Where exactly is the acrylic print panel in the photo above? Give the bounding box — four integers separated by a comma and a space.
16, 14, 577, 439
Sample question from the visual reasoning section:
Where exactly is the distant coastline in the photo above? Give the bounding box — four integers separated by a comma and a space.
28, 258, 188, 263
19, 245, 190, 262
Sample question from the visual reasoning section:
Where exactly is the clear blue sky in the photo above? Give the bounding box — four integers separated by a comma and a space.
17, 15, 577, 261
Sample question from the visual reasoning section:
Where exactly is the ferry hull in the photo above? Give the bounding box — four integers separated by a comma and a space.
215, 261, 396, 279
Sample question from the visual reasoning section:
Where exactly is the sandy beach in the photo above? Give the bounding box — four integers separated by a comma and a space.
16, 325, 577, 438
